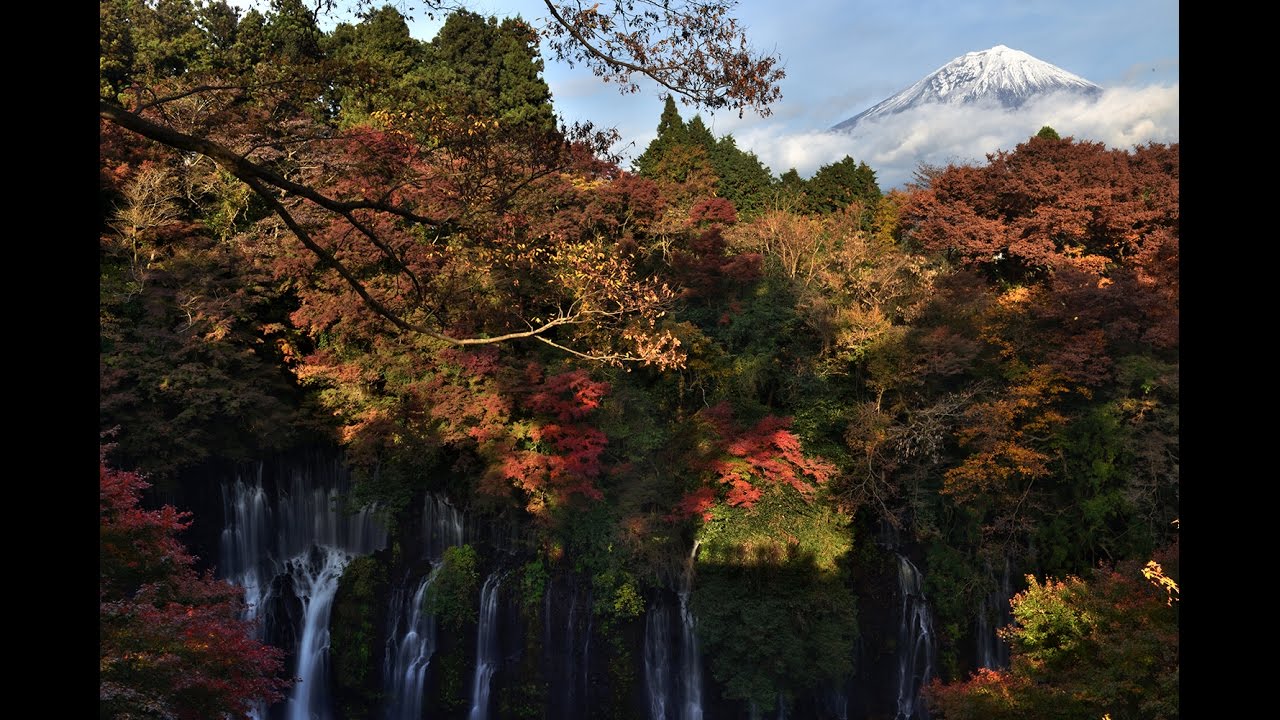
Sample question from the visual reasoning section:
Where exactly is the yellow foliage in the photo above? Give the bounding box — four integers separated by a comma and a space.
998, 286, 1032, 306
1141, 560, 1179, 606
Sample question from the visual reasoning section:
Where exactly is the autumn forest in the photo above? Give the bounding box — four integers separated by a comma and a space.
99, 1, 1179, 719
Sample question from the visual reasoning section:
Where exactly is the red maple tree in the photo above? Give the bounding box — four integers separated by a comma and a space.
100, 450, 289, 719
674, 402, 837, 519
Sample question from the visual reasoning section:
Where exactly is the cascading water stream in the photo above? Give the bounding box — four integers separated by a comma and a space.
383, 567, 442, 720
220, 476, 272, 625
468, 572, 503, 720
894, 555, 935, 720
422, 492, 465, 562
644, 600, 674, 720
541, 573, 594, 716
218, 458, 388, 720
383, 492, 466, 719
218, 473, 273, 720
287, 547, 351, 720
645, 541, 705, 720
678, 540, 704, 720
976, 556, 1012, 670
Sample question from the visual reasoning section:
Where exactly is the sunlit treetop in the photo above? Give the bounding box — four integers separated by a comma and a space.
99, 0, 783, 368
342, 0, 786, 116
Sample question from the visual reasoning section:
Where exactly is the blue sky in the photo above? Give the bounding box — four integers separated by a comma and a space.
349, 1, 1180, 189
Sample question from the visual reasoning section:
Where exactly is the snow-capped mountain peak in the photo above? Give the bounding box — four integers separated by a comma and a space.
832, 45, 1102, 131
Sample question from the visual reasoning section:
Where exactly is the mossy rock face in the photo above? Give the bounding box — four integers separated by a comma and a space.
605, 641, 640, 720
435, 647, 470, 713
499, 679, 547, 720
428, 544, 480, 632
330, 554, 390, 717
517, 558, 549, 618
503, 561, 550, 720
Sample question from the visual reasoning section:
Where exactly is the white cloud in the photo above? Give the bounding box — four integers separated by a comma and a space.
731, 84, 1179, 191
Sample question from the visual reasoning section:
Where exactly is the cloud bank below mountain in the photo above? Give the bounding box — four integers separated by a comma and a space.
732, 84, 1179, 191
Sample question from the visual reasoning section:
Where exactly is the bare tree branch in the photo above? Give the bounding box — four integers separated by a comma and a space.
241, 173, 599, 348
102, 100, 658, 354
101, 101, 444, 227
538, 0, 784, 116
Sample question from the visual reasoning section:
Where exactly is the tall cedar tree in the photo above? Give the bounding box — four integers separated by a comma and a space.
635, 98, 774, 216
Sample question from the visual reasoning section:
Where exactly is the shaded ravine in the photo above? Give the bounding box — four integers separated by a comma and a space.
214, 456, 951, 720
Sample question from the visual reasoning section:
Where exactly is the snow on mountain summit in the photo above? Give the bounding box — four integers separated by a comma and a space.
832, 45, 1102, 132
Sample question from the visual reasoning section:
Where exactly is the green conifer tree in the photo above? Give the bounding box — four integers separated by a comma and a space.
418, 10, 556, 132
633, 96, 689, 177
806, 155, 881, 220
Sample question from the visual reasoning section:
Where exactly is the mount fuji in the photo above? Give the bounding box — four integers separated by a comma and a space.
832, 45, 1102, 132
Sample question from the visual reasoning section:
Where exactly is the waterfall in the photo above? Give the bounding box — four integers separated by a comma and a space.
563, 582, 579, 711
218, 457, 388, 720
468, 572, 503, 720
286, 547, 351, 720
383, 567, 442, 720
678, 541, 704, 720
676, 591, 703, 720
543, 580, 556, 711
644, 600, 674, 720
219, 472, 273, 626
219, 461, 388, 585
383, 492, 466, 719
540, 572, 594, 717
976, 556, 1012, 670
894, 555, 935, 720
646, 543, 705, 720
422, 493, 465, 563
218, 474, 273, 720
